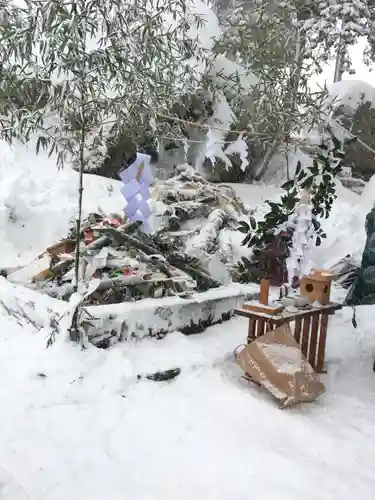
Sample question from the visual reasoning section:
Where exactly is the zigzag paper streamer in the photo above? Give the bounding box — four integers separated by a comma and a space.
120, 153, 153, 232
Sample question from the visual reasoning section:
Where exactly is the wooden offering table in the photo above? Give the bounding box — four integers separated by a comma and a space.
234, 303, 342, 373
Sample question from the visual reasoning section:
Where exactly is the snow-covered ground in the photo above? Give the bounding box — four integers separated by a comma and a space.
1, 279, 375, 500
1, 138, 375, 499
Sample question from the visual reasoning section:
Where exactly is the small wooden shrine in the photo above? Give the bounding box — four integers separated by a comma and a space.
300, 269, 337, 305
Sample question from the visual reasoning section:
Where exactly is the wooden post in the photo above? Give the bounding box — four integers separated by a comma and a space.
294, 316, 302, 344
309, 313, 320, 369
257, 318, 266, 337
316, 313, 329, 373
259, 278, 270, 305
247, 318, 256, 342
301, 314, 311, 359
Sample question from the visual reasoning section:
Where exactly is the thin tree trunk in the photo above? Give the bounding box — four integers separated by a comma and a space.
74, 121, 85, 294
333, 20, 345, 83
253, 141, 278, 181
71, 16, 87, 343
73, 21, 86, 295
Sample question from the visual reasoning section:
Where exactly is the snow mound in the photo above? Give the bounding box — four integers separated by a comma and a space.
315, 175, 375, 269
327, 80, 375, 111
311, 180, 365, 268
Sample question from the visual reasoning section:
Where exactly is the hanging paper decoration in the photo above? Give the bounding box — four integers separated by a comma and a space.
119, 153, 154, 232
285, 190, 315, 284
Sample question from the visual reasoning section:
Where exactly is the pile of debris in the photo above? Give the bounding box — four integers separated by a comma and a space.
7, 169, 250, 306
153, 167, 249, 256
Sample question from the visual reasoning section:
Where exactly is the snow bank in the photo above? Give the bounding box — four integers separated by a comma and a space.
310, 180, 365, 268
0, 139, 125, 267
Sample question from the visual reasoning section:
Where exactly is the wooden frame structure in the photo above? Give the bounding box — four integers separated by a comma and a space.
234, 303, 342, 373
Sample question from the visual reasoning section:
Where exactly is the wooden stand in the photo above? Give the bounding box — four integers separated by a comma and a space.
234, 303, 342, 373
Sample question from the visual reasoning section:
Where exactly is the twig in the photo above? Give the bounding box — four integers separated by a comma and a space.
46, 312, 64, 348
156, 112, 270, 137
0, 299, 41, 330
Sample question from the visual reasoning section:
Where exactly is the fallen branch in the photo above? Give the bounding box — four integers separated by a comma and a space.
162, 201, 213, 230
0, 299, 42, 330
101, 227, 222, 290
137, 252, 189, 295
186, 209, 228, 255
167, 252, 222, 289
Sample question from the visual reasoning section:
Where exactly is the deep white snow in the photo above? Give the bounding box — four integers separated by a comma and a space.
1, 278, 375, 500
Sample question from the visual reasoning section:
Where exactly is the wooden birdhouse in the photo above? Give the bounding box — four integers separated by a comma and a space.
300, 270, 337, 305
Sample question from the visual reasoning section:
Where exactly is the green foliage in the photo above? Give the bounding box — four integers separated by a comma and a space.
232, 256, 264, 284
238, 132, 352, 251
234, 131, 353, 284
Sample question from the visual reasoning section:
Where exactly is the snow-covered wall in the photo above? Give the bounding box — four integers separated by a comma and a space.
83, 284, 254, 347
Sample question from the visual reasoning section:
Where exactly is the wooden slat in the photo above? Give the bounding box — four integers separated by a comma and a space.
234, 303, 342, 325
259, 278, 270, 305
301, 314, 312, 359
309, 313, 320, 369
256, 318, 266, 337
294, 316, 302, 345
316, 313, 329, 373
243, 303, 284, 315
247, 318, 256, 342
265, 320, 273, 332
